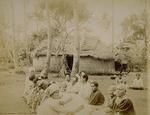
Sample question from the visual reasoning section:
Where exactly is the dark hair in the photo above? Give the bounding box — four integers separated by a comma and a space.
29, 75, 36, 81
82, 74, 88, 81
91, 81, 99, 87
41, 76, 48, 79
79, 71, 86, 76
33, 77, 39, 84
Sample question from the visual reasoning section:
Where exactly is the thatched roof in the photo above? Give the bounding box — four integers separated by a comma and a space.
32, 34, 114, 60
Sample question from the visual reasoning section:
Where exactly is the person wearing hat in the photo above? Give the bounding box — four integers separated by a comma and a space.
111, 85, 136, 115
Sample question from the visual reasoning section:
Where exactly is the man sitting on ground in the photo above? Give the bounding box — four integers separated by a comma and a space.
88, 81, 105, 115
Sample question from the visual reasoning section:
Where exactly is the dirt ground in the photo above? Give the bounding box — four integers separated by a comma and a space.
0, 67, 149, 115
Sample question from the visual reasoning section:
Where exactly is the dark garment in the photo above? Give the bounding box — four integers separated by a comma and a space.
89, 90, 105, 105
112, 98, 136, 115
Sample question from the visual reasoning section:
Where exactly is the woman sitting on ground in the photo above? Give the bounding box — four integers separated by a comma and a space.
60, 74, 71, 92
78, 72, 92, 103
66, 76, 80, 94
129, 73, 144, 90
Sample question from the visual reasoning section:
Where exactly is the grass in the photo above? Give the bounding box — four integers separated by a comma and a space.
0, 70, 148, 115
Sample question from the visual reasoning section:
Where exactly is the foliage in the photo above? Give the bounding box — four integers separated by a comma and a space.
119, 12, 147, 71
121, 12, 146, 43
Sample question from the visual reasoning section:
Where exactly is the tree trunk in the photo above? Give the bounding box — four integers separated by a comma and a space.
23, 0, 30, 66
11, 0, 18, 70
146, 0, 150, 78
71, 3, 80, 77
45, 0, 53, 73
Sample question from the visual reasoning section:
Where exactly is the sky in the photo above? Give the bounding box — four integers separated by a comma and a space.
85, 0, 146, 46
0, 0, 146, 46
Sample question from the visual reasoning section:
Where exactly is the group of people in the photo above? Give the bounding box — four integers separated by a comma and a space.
114, 72, 144, 90
23, 67, 137, 115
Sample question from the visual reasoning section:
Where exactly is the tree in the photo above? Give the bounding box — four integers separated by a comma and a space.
71, 1, 80, 76
11, 0, 18, 70
34, 0, 89, 76
120, 12, 147, 71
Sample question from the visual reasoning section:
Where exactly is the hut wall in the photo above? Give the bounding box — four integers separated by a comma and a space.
80, 57, 115, 74
33, 56, 62, 72
33, 56, 115, 74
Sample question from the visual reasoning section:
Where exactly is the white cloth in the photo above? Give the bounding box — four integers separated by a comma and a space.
132, 78, 144, 88
78, 82, 92, 103
37, 98, 66, 115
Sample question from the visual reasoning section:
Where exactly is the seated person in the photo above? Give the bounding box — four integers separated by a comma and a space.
23, 67, 36, 99
60, 74, 71, 92
66, 76, 80, 94
88, 81, 105, 115
78, 72, 92, 103
105, 85, 116, 115
122, 72, 128, 83
111, 85, 136, 115
26, 76, 39, 112
115, 74, 123, 85
129, 73, 144, 90
89, 81, 105, 105
37, 84, 84, 115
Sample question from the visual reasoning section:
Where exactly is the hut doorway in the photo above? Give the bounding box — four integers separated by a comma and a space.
65, 55, 73, 74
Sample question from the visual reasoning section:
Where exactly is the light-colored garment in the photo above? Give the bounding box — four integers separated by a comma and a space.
116, 77, 123, 85
66, 82, 80, 94
37, 98, 66, 115
37, 93, 82, 115
60, 81, 71, 92
24, 76, 34, 97
63, 93, 88, 115
78, 82, 92, 103
132, 78, 144, 88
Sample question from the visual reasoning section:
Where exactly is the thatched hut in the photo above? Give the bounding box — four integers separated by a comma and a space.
32, 36, 115, 75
